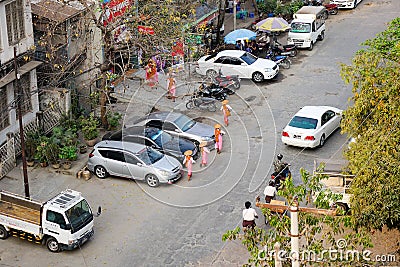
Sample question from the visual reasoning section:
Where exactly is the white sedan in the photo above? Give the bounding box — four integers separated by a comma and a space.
196, 50, 279, 83
281, 106, 343, 148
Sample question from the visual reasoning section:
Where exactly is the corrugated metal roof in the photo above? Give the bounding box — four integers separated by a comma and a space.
0, 61, 42, 88
31, 0, 82, 23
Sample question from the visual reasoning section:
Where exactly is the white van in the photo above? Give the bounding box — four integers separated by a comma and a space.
287, 6, 327, 50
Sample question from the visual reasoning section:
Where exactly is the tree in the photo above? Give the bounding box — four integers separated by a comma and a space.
36, 0, 197, 127
223, 167, 372, 266
340, 18, 400, 230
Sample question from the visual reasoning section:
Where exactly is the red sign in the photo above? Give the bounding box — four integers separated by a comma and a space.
102, 0, 131, 26
138, 25, 155, 35
172, 41, 184, 57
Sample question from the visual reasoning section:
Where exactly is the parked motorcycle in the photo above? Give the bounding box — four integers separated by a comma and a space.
265, 50, 291, 69
186, 92, 217, 112
271, 40, 298, 57
198, 83, 227, 101
212, 69, 241, 90
208, 82, 235, 95
324, 3, 339, 15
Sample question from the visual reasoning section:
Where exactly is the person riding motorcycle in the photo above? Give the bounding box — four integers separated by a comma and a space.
273, 154, 291, 179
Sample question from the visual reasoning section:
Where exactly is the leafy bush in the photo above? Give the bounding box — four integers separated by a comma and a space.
80, 113, 100, 140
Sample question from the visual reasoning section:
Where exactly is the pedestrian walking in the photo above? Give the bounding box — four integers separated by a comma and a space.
199, 142, 210, 167
264, 180, 277, 203
242, 201, 258, 230
167, 72, 177, 102
221, 99, 232, 126
145, 58, 158, 88
214, 124, 223, 154
183, 150, 195, 181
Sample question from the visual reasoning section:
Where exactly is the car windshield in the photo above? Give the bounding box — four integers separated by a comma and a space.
65, 199, 93, 234
290, 22, 311, 33
240, 52, 257, 65
174, 115, 196, 132
136, 147, 164, 165
289, 116, 318, 129
150, 130, 172, 147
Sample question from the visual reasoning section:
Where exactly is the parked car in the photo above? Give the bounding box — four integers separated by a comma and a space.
102, 126, 199, 162
87, 140, 183, 187
281, 106, 342, 148
196, 50, 279, 83
329, 0, 363, 9
131, 111, 216, 149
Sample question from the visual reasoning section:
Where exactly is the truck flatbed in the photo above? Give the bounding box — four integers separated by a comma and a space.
0, 192, 41, 225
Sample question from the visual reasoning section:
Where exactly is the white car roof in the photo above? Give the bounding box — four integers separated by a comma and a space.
215, 50, 246, 57
294, 106, 341, 120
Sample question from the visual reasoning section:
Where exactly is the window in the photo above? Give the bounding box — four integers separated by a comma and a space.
123, 153, 140, 165
106, 150, 125, 162
6, 0, 25, 45
46, 210, 66, 229
321, 111, 335, 125
14, 73, 32, 118
0, 87, 10, 131
289, 116, 318, 130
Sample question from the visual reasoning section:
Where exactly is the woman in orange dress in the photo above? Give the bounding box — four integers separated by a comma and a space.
214, 124, 223, 154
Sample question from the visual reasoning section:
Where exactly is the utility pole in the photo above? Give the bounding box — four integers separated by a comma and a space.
233, 0, 237, 31
14, 46, 30, 199
256, 198, 337, 267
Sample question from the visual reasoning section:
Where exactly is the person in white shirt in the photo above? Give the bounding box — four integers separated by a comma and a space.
264, 180, 277, 203
242, 201, 258, 229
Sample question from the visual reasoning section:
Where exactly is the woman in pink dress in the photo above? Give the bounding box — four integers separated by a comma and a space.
183, 150, 195, 181
221, 99, 233, 126
214, 124, 223, 154
199, 142, 210, 167
167, 73, 177, 102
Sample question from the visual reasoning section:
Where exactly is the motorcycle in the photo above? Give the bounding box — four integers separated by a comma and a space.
186, 92, 217, 112
271, 163, 291, 189
198, 83, 227, 101
212, 69, 241, 90
324, 3, 339, 15
271, 40, 298, 57
265, 50, 291, 69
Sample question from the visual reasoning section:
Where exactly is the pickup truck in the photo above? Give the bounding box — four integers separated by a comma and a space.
0, 189, 100, 252
313, 159, 354, 212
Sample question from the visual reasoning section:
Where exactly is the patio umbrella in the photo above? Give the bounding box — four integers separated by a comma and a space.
255, 17, 290, 32
224, 29, 257, 44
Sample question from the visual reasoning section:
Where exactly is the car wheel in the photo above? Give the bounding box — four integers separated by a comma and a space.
252, 72, 264, 83
0, 225, 9, 239
94, 166, 108, 179
319, 31, 325, 41
46, 237, 60, 252
146, 174, 160, 187
319, 134, 326, 147
280, 59, 291, 69
206, 69, 217, 79
208, 102, 217, 112
308, 42, 314, 51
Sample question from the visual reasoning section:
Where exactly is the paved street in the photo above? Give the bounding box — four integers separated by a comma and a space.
1, 0, 399, 266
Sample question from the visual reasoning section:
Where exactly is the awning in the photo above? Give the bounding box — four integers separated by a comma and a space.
0, 61, 42, 88
31, 0, 83, 23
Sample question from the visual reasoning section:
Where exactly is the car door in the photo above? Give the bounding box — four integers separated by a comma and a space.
324, 110, 340, 136
122, 152, 146, 180
320, 110, 336, 137
102, 150, 125, 177
213, 56, 227, 73
162, 121, 181, 137
229, 57, 249, 77
42, 209, 70, 245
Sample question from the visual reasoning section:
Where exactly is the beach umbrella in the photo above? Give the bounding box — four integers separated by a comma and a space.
224, 29, 257, 44
255, 17, 290, 32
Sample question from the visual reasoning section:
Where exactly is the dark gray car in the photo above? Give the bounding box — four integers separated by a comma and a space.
87, 140, 183, 187
102, 126, 199, 162
131, 112, 216, 149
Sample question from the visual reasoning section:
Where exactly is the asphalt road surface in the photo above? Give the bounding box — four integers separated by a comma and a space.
0, 1, 399, 266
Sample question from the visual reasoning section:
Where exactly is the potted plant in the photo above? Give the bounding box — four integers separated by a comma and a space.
35, 137, 50, 167
107, 111, 122, 130
80, 113, 100, 146
26, 130, 39, 167
59, 145, 78, 169
48, 141, 61, 169
79, 144, 88, 154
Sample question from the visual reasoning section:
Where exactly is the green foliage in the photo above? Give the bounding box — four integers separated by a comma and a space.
34, 136, 51, 163
257, 0, 303, 18
106, 111, 122, 130
223, 168, 373, 266
80, 113, 100, 140
59, 145, 78, 161
340, 18, 400, 230
25, 130, 41, 161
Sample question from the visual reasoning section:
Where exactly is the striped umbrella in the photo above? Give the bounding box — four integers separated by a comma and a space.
255, 17, 290, 32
